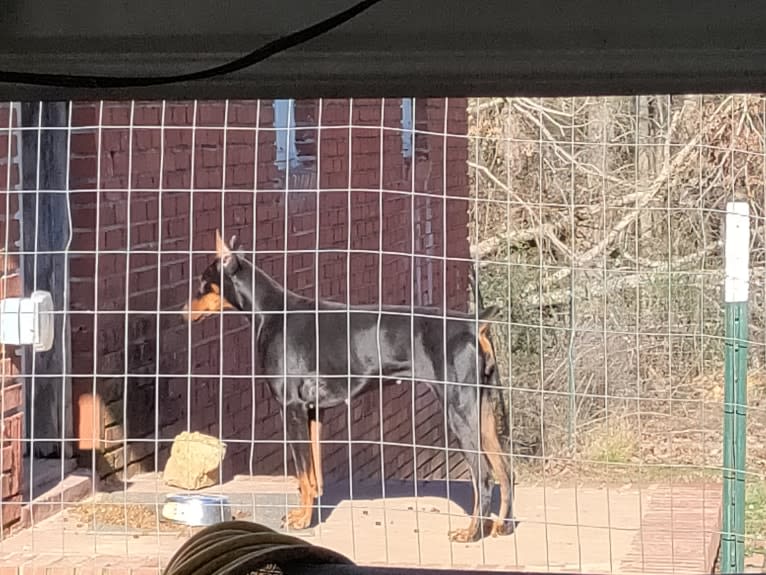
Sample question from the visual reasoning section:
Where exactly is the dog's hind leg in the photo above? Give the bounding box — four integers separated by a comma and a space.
446, 404, 494, 542
481, 396, 515, 536
476, 306, 514, 535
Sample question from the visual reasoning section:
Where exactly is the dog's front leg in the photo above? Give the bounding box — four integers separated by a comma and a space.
309, 415, 323, 497
282, 401, 316, 531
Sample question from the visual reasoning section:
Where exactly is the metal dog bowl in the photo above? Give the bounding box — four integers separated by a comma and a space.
161, 494, 232, 526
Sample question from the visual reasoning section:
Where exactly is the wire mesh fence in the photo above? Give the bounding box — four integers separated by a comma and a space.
0, 95, 761, 573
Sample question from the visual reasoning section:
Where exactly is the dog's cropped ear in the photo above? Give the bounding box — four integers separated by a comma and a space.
215, 229, 239, 273
228, 234, 239, 250
215, 228, 228, 258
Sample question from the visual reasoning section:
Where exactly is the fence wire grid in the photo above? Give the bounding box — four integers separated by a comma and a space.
0, 95, 761, 574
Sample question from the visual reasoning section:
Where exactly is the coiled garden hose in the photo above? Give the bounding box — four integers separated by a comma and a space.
164, 520, 355, 575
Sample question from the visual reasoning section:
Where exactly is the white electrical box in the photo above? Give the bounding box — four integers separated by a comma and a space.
0, 290, 55, 352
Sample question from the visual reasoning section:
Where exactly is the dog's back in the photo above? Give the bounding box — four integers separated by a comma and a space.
258, 303, 495, 383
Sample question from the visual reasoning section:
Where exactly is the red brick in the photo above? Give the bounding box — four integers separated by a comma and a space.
197, 103, 227, 127
70, 103, 99, 126
0, 275, 21, 302
1, 464, 19, 499
230, 101, 259, 127
77, 393, 104, 451
1, 384, 21, 415
1, 412, 21, 443
0, 135, 18, 158
96, 129, 125, 154
0, 106, 15, 128
0, 445, 12, 473
1, 493, 21, 528
71, 151, 100, 178
134, 102, 163, 126
103, 103, 131, 126
0, 167, 18, 192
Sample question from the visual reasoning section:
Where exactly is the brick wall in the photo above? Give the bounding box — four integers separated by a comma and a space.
66, 98, 471, 486
0, 103, 24, 531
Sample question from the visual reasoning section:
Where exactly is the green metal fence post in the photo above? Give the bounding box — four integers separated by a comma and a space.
721, 200, 750, 574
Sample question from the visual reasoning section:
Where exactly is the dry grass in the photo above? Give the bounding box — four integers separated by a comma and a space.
746, 479, 766, 558
509, 368, 766, 490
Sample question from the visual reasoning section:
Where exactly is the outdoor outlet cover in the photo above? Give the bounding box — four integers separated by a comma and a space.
0, 290, 55, 352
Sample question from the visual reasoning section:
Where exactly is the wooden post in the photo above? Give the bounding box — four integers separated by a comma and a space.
20, 102, 72, 460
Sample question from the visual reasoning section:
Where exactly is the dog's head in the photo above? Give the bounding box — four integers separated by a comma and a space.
183, 229, 242, 322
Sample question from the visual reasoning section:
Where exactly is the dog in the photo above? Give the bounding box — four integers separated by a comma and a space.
183, 229, 514, 542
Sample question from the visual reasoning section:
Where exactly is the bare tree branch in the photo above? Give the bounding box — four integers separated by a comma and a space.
523, 242, 731, 308
469, 177, 672, 262
519, 95, 735, 301
468, 161, 572, 260
620, 240, 723, 270
510, 99, 632, 187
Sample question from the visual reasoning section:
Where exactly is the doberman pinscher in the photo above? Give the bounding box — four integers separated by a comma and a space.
183, 229, 514, 542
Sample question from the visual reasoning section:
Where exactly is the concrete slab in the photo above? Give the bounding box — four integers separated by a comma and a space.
0, 474, 722, 575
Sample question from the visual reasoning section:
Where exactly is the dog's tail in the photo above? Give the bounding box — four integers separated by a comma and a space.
470, 266, 503, 378
477, 305, 500, 379
471, 264, 501, 382
477, 304, 510, 442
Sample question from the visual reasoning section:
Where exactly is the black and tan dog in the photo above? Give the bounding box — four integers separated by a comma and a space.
183, 229, 514, 542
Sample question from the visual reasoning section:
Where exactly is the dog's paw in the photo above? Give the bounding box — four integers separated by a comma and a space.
282, 508, 312, 530
491, 518, 515, 537
448, 527, 480, 543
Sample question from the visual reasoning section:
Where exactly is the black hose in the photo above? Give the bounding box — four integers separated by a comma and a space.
164, 520, 355, 575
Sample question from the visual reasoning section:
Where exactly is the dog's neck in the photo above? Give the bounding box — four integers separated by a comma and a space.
231, 256, 307, 315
